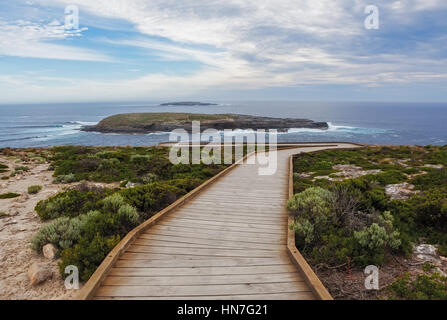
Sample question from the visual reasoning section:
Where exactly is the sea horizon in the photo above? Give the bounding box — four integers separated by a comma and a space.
1, 100, 446, 148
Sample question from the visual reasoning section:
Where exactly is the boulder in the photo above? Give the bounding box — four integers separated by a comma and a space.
28, 262, 53, 286
125, 181, 139, 188
42, 243, 57, 260
385, 183, 419, 201
414, 244, 442, 265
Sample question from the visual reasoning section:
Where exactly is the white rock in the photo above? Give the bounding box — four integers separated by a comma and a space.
415, 244, 437, 256
42, 243, 57, 260
414, 244, 442, 265
125, 182, 139, 188
28, 262, 53, 286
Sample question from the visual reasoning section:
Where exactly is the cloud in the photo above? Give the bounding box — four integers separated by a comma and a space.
0, 19, 114, 62
1, 0, 447, 102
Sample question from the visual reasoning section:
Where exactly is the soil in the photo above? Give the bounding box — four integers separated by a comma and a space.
0, 155, 80, 299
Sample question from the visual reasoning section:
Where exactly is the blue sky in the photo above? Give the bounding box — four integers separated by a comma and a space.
0, 0, 446, 104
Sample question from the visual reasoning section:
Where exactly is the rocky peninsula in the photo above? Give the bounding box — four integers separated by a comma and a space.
81, 113, 328, 134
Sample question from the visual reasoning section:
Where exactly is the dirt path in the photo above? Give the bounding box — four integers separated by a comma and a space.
0, 156, 78, 299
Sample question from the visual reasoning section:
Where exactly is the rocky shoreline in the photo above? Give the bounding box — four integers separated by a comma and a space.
81, 113, 329, 134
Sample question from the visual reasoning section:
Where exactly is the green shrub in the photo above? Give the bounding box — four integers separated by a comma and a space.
119, 182, 182, 219
411, 189, 447, 233
102, 194, 126, 213
35, 186, 112, 220
139, 173, 158, 184
59, 233, 120, 282
28, 185, 42, 194
388, 272, 447, 300
353, 222, 401, 265
53, 173, 77, 184
0, 192, 20, 199
286, 187, 333, 216
116, 204, 140, 229
364, 170, 407, 186
30, 213, 99, 252
411, 169, 447, 191
15, 166, 29, 172
288, 185, 402, 266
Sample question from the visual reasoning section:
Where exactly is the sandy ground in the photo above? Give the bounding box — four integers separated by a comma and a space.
0, 155, 79, 300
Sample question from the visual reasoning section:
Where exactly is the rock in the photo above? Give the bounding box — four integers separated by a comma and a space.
434, 267, 447, 277
415, 244, 437, 255
414, 244, 442, 265
332, 164, 381, 179
126, 182, 139, 188
423, 164, 444, 169
28, 262, 53, 286
385, 183, 419, 201
42, 244, 57, 260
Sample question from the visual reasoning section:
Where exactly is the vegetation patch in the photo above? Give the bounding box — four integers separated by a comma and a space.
28, 185, 43, 194
0, 192, 20, 199
32, 145, 234, 282
387, 272, 447, 300
289, 145, 447, 299
35, 183, 115, 220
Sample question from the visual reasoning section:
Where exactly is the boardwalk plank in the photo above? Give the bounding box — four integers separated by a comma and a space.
95, 282, 310, 297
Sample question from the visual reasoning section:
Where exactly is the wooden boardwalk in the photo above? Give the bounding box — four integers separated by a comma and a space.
79, 143, 359, 300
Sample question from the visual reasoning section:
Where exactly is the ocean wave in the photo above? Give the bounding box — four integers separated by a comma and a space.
0, 135, 48, 143
4, 124, 64, 129
64, 121, 98, 126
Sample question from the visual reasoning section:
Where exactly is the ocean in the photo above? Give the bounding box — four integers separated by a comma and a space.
0, 101, 446, 148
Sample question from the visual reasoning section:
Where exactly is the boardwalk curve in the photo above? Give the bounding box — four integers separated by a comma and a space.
77, 143, 361, 300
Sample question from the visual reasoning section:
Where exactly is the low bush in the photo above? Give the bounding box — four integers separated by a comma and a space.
35, 185, 113, 220
388, 272, 447, 300
15, 166, 29, 172
364, 170, 408, 186
119, 182, 182, 219
30, 213, 98, 252
0, 192, 20, 199
28, 185, 42, 194
411, 168, 447, 191
53, 173, 77, 184
59, 233, 120, 282
288, 186, 402, 266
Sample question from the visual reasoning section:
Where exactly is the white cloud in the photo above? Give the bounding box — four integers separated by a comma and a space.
1, 0, 446, 102
0, 19, 114, 62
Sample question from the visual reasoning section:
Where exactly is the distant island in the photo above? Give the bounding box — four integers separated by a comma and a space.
160, 101, 218, 106
81, 113, 329, 134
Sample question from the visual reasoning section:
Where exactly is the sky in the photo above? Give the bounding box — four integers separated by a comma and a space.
0, 0, 446, 104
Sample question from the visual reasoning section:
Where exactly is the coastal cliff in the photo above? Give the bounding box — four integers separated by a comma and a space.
81, 113, 329, 134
